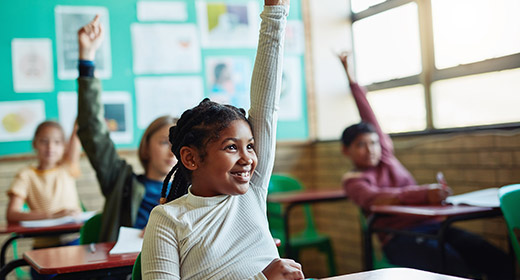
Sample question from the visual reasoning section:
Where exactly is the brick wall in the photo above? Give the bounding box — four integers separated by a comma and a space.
1, 129, 519, 279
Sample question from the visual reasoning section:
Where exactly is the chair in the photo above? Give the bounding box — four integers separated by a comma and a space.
79, 213, 103, 244
132, 252, 142, 280
498, 184, 520, 266
267, 174, 336, 276
358, 208, 396, 270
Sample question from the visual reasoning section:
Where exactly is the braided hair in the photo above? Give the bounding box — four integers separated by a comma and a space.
160, 98, 251, 204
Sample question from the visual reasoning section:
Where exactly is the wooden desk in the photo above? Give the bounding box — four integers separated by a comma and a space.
364, 204, 502, 272
322, 267, 470, 280
0, 222, 83, 267
0, 242, 138, 280
267, 189, 347, 258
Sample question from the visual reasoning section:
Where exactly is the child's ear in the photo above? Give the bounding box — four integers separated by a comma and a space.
180, 146, 199, 171
341, 145, 350, 157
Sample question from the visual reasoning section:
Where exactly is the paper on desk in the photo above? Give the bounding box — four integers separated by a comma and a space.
20, 211, 97, 228
109, 226, 143, 255
446, 188, 500, 207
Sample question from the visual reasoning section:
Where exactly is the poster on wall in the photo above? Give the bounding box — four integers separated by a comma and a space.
279, 56, 303, 121
11, 39, 54, 93
135, 76, 204, 128
285, 20, 305, 55
196, 1, 259, 48
55, 6, 112, 79
205, 56, 252, 110
0, 100, 45, 142
131, 24, 201, 74
137, 1, 188, 21
58, 91, 133, 143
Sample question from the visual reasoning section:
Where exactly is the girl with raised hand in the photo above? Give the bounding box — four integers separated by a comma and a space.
76, 15, 178, 242
141, 1, 304, 279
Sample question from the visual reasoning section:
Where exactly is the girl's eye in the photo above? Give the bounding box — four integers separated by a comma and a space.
247, 143, 254, 150
226, 144, 237, 151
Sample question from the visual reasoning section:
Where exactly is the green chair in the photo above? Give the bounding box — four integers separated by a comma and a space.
358, 208, 396, 270
267, 174, 336, 276
132, 252, 142, 280
498, 184, 520, 266
79, 213, 103, 244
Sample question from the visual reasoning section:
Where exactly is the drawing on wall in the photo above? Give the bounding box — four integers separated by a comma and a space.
285, 20, 305, 55
0, 100, 45, 142
58, 92, 133, 143
55, 6, 112, 79
279, 56, 303, 121
11, 39, 54, 93
205, 56, 252, 110
135, 76, 204, 128
131, 24, 201, 74
196, 1, 259, 48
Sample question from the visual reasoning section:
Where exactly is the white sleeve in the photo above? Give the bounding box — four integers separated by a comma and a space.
248, 5, 288, 193
141, 206, 180, 280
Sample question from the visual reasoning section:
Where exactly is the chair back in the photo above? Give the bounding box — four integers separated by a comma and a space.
79, 213, 103, 245
267, 174, 318, 241
132, 252, 142, 280
498, 184, 520, 264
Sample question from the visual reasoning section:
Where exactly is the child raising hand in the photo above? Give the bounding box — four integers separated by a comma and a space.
141, 0, 304, 279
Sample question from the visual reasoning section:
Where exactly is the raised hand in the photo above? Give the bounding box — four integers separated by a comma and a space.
77, 15, 104, 61
337, 51, 356, 83
265, 0, 290, 6
262, 258, 305, 280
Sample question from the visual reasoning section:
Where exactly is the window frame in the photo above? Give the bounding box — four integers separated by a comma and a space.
350, 0, 520, 133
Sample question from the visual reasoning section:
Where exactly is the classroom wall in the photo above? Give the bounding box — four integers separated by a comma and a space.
2, 130, 519, 279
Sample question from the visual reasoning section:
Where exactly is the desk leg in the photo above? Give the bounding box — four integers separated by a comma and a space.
363, 214, 375, 270
0, 258, 28, 280
284, 204, 295, 259
0, 234, 21, 268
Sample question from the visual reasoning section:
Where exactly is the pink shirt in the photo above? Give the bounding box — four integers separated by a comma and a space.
342, 82, 437, 240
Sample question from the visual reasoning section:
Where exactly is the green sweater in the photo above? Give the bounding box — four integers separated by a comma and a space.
77, 77, 145, 242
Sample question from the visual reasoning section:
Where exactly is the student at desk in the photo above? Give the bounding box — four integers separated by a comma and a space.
76, 16, 178, 242
6, 121, 82, 280
338, 53, 512, 279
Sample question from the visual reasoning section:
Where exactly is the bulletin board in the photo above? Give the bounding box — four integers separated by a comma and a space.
0, 0, 308, 157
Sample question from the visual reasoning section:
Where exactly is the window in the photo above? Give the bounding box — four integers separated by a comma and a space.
350, 0, 520, 133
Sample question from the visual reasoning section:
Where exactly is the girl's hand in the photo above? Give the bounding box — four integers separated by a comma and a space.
51, 209, 81, 218
77, 15, 104, 60
425, 184, 452, 205
265, 0, 289, 6
262, 258, 304, 280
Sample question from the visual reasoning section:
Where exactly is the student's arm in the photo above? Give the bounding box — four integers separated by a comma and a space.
76, 16, 129, 196
248, 2, 288, 193
62, 122, 81, 178
141, 207, 180, 280
343, 175, 450, 209
338, 53, 393, 155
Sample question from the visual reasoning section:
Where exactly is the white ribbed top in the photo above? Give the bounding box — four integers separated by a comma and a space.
141, 5, 288, 280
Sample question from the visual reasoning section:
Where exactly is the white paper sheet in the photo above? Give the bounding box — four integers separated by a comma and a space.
20, 211, 97, 228
135, 76, 204, 128
109, 226, 144, 255
137, 1, 188, 21
279, 56, 303, 121
0, 100, 45, 142
446, 188, 500, 208
11, 38, 54, 93
131, 23, 201, 74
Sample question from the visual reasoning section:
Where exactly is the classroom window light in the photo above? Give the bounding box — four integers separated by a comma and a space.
352, 3, 422, 85
367, 85, 427, 133
431, 68, 520, 128
350, 0, 386, 13
431, 0, 520, 69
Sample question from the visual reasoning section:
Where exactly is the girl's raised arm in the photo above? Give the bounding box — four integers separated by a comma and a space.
248, 2, 288, 190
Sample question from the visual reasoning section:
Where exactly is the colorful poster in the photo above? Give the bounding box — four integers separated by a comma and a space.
11, 39, 54, 93
0, 100, 45, 142
131, 24, 201, 74
279, 57, 303, 120
197, 1, 259, 48
205, 56, 252, 110
55, 6, 112, 79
